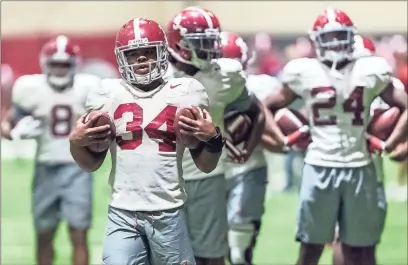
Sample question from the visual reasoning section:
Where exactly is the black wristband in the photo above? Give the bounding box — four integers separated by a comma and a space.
204, 127, 225, 153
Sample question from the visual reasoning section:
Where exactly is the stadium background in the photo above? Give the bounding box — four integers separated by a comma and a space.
1, 1, 407, 264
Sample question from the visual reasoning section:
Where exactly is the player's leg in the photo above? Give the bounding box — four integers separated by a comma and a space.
296, 164, 340, 265
32, 163, 61, 265
60, 163, 93, 265
102, 206, 150, 264
145, 207, 195, 265
226, 166, 267, 265
339, 164, 382, 265
184, 175, 228, 264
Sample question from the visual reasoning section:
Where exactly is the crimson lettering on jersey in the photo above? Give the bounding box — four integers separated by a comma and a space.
50, 104, 73, 136
113, 103, 177, 152
311, 86, 365, 126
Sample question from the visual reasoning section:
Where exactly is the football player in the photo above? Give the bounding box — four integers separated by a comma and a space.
1, 36, 100, 265
165, 7, 265, 265
220, 31, 280, 265
331, 35, 408, 265
262, 8, 408, 265
69, 18, 224, 265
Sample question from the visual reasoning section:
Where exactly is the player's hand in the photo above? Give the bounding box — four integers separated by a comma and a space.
389, 141, 408, 162
226, 142, 248, 164
10, 115, 43, 140
178, 106, 217, 142
284, 125, 310, 147
366, 134, 385, 154
69, 113, 112, 147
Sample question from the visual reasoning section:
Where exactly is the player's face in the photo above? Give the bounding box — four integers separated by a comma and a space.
319, 30, 349, 51
125, 47, 157, 75
48, 61, 71, 77
183, 37, 221, 60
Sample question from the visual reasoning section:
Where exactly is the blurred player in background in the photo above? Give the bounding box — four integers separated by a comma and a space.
70, 18, 224, 264
262, 8, 408, 265
330, 34, 407, 265
166, 7, 265, 265
220, 31, 279, 265
0, 36, 101, 265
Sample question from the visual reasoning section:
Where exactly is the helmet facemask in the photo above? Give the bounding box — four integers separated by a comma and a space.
40, 55, 77, 88
312, 27, 355, 63
179, 29, 221, 69
116, 41, 168, 85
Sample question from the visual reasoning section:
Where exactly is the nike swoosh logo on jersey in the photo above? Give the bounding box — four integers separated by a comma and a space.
170, 84, 181, 89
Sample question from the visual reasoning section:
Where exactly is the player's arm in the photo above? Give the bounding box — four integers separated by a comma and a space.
1, 76, 42, 140
262, 84, 299, 147
179, 79, 224, 173
187, 108, 224, 173
379, 81, 408, 153
69, 81, 112, 172
225, 89, 266, 161
69, 113, 111, 172
243, 95, 265, 157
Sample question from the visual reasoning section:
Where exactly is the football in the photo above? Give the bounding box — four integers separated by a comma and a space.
367, 107, 400, 141
274, 108, 311, 149
174, 108, 201, 149
86, 111, 116, 153
224, 112, 252, 145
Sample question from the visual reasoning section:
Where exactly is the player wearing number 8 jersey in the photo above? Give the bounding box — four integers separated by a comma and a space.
69, 18, 224, 265
262, 8, 408, 265
1, 35, 100, 265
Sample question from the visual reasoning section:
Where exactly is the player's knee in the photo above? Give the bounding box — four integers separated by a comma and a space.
37, 228, 57, 247
68, 227, 88, 247
228, 222, 257, 264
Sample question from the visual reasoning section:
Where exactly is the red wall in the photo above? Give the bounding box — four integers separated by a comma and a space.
1, 33, 117, 75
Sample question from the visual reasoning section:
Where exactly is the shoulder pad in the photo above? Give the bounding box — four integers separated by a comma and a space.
355, 56, 392, 76
212, 58, 243, 74
74, 73, 102, 85
279, 58, 314, 83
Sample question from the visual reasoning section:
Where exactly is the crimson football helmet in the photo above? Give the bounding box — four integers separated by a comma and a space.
220, 31, 253, 69
40, 35, 80, 87
353, 35, 376, 58
115, 18, 168, 85
309, 7, 357, 63
167, 6, 222, 69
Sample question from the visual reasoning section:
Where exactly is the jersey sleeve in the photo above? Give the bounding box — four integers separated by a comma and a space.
85, 78, 111, 112
11, 75, 37, 114
212, 58, 247, 105
180, 78, 209, 110
247, 74, 282, 101
360, 56, 393, 96
279, 58, 309, 96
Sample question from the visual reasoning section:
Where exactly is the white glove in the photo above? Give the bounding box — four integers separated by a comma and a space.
10, 115, 43, 140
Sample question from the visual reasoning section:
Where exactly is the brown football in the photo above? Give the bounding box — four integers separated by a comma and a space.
367, 107, 400, 141
86, 111, 116, 153
174, 108, 201, 149
224, 112, 252, 145
274, 108, 311, 150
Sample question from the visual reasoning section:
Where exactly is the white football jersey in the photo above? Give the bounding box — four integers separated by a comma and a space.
280, 56, 392, 167
225, 74, 281, 178
86, 77, 209, 211
12, 73, 101, 163
165, 58, 252, 181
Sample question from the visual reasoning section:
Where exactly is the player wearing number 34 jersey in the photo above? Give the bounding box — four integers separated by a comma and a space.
1, 35, 100, 265
70, 18, 224, 265
263, 7, 408, 265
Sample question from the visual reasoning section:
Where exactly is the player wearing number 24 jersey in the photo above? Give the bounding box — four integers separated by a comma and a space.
262, 8, 408, 265
69, 18, 224, 265
0, 35, 100, 265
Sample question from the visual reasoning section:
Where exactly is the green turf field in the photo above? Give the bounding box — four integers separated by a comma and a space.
1, 157, 407, 264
